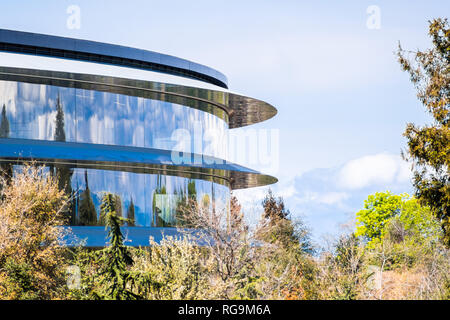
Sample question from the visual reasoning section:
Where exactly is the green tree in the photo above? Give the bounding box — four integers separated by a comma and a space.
257, 189, 313, 253
397, 18, 450, 246
355, 191, 441, 248
90, 193, 139, 300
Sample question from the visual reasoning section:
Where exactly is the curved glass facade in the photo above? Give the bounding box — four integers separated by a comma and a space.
0, 80, 228, 159
3, 164, 229, 228
0, 30, 278, 246
69, 168, 229, 227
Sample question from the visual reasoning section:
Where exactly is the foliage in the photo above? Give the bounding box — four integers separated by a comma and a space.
130, 236, 213, 299
0, 164, 70, 299
397, 18, 450, 246
0, 167, 448, 300
315, 234, 369, 300
72, 193, 141, 300
257, 189, 313, 253
355, 191, 441, 248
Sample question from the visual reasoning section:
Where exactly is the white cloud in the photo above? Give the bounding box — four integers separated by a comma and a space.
337, 153, 411, 190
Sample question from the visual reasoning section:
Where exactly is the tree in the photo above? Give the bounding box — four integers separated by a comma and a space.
257, 189, 313, 253
262, 189, 290, 221
0, 164, 70, 299
355, 192, 404, 248
89, 193, 139, 300
397, 18, 450, 246
355, 191, 441, 248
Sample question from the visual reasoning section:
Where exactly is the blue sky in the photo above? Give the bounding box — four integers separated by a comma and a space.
1, 0, 448, 243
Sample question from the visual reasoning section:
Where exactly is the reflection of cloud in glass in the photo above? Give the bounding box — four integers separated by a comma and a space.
0, 80, 228, 158
1, 79, 232, 227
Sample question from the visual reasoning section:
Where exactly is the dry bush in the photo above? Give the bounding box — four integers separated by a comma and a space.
0, 164, 70, 299
175, 194, 312, 299
314, 234, 370, 300
177, 196, 256, 298
364, 239, 450, 300
129, 235, 216, 300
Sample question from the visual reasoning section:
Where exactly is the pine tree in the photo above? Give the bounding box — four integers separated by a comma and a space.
258, 189, 313, 253
262, 189, 290, 222
91, 193, 139, 300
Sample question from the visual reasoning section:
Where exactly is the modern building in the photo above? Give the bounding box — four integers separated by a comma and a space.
0, 29, 277, 246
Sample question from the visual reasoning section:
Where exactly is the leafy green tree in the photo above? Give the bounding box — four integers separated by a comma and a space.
355, 192, 404, 248
355, 191, 441, 248
397, 18, 450, 246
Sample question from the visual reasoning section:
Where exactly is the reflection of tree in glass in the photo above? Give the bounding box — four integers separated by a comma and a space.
52, 92, 75, 223
187, 180, 197, 200
174, 180, 198, 227
0, 104, 12, 191
127, 197, 136, 227
152, 184, 166, 227
78, 170, 97, 226
202, 194, 211, 208
54, 93, 66, 142
0, 104, 10, 138
115, 194, 123, 218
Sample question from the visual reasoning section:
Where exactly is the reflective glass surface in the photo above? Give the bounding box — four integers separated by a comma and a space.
70, 167, 230, 227
0, 79, 228, 158
6, 164, 230, 227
